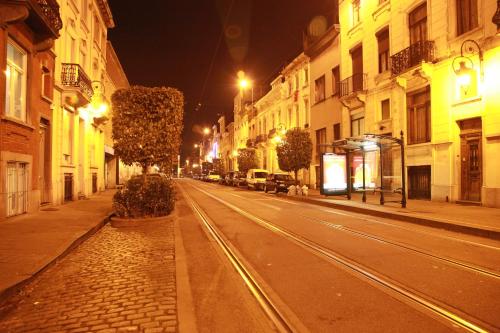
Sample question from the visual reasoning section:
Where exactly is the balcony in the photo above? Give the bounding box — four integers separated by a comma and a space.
391, 41, 435, 76
0, 0, 62, 48
61, 63, 94, 107
246, 139, 255, 148
339, 73, 367, 98
268, 128, 277, 139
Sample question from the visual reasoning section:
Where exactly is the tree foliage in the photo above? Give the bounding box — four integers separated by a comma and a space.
276, 128, 313, 180
112, 86, 184, 174
237, 148, 258, 174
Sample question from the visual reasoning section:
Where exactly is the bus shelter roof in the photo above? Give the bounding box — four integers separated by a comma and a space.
331, 133, 402, 152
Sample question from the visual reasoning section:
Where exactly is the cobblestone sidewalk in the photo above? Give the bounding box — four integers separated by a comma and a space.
0, 219, 177, 333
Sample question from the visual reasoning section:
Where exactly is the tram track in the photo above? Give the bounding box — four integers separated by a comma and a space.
187, 182, 495, 333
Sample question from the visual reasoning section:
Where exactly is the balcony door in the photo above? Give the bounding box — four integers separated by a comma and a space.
351, 46, 363, 92
409, 3, 427, 67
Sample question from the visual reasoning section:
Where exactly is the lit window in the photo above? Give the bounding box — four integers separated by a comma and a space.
5, 41, 27, 122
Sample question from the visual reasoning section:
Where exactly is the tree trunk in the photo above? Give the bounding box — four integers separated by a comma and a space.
294, 169, 298, 185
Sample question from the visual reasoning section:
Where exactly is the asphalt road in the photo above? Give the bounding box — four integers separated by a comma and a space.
179, 178, 500, 333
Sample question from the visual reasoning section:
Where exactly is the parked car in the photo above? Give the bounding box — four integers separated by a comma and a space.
264, 173, 296, 193
224, 171, 236, 186
207, 171, 221, 182
246, 169, 268, 190
232, 171, 247, 187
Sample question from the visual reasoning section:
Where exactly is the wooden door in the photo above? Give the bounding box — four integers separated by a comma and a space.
408, 165, 431, 199
461, 134, 482, 201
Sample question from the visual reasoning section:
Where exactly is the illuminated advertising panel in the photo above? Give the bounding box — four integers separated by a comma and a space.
352, 151, 378, 190
320, 153, 347, 195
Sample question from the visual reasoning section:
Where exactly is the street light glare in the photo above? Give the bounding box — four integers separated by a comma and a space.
203, 128, 210, 135
239, 78, 251, 90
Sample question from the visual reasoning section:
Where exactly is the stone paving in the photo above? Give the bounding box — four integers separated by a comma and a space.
0, 219, 177, 333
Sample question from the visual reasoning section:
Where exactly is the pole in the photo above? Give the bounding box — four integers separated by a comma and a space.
362, 147, 366, 203
346, 150, 351, 200
177, 155, 180, 178
400, 130, 407, 208
379, 143, 384, 205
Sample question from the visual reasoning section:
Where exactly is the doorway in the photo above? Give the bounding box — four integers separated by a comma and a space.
459, 118, 482, 202
408, 165, 431, 199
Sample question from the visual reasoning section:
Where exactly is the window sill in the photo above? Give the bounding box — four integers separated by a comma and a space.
448, 26, 483, 46
1, 116, 35, 130
314, 99, 326, 106
407, 141, 431, 147
347, 22, 363, 39
41, 94, 53, 104
60, 164, 76, 168
372, 0, 390, 21
451, 96, 482, 107
374, 71, 391, 85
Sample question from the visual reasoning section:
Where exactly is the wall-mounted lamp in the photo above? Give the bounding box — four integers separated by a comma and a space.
493, 0, 500, 35
452, 39, 483, 98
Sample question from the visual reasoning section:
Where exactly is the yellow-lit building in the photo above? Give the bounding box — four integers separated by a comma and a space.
338, 0, 500, 206
52, 0, 114, 203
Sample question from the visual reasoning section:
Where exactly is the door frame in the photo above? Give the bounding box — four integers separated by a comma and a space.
458, 118, 482, 202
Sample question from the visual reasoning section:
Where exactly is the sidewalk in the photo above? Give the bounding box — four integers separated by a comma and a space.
280, 189, 500, 240
0, 190, 115, 302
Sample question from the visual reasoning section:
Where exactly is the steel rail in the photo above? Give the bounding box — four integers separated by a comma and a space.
179, 187, 295, 333
297, 213, 500, 279
191, 184, 490, 333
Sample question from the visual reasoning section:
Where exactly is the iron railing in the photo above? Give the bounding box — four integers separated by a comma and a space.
390, 40, 435, 75
61, 63, 94, 99
35, 0, 63, 32
339, 73, 367, 98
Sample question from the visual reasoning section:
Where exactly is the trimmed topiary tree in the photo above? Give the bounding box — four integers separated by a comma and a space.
111, 86, 184, 218
276, 128, 312, 181
112, 86, 184, 175
237, 148, 258, 174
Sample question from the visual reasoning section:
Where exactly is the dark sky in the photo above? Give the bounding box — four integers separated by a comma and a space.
107, 0, 334, 159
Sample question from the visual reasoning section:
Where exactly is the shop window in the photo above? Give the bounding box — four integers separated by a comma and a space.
407, 87, 431, 144
5, 41, 27, 122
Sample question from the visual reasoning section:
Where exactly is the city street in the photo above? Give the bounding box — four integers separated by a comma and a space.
179, 178, 500, 332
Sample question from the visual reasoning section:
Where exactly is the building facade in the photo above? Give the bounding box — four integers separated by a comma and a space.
337, 0, 500, 206
51, 0, 114, 204
0, 0, 62, 219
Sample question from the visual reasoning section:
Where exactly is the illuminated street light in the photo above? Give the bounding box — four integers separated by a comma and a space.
238, 78, 251, 90
203, 127, 210, 135
194, 144, 199, 148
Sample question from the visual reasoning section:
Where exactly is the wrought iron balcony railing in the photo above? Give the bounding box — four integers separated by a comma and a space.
339, 73, 367, 98
391, 40, 435, 75
35, 0, 63, 32
61, 63, 94, 99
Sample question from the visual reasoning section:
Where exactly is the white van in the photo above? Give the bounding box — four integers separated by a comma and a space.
246, 169, 268, 190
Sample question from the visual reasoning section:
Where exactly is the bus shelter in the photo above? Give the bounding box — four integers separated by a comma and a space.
320, 131, 407, 208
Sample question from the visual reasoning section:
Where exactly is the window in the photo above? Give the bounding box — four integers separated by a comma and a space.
41, 65, 52, 100
381, 99, 390, 120
407, 87, 431, 144
94, 15, 100, 45
314, 75, 325, 103
316, 128, 327, 162
409, 3, 427, 45
456, 0, 478, 35
295, 105, 299, 127
81, 0, 88, 23
304, 99, 309, 125
5, 41, 27, 122
6, 162, 28, 217
351, 46, 364, 92
332, 66, 340, 95
294, 73, 299, 90
352, 0, 361, 26
333, 123, 341, 140
288, 108, 292, 128
377, 28, 389, 73
62, 109, 74, 163
304, 68, 309, 86
351, 114, 365, 137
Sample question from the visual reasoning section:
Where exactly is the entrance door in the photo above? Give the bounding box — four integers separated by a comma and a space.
408, 165, 431, 199
459, 118, 482, 202
7, 162, 28, 216
461, 134, 482, 201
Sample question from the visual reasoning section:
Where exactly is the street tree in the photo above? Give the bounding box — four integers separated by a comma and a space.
237, 148, 258, 174
276, 128, 312, 181
112, 85, 184, 175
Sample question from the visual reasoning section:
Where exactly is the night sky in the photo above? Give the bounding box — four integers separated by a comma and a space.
107, 0, 334, 159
